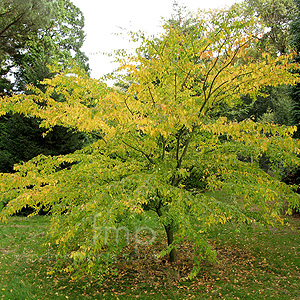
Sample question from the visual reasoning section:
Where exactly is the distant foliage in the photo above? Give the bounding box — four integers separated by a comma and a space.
244, 0, 296, 55
0, 0, 89, 173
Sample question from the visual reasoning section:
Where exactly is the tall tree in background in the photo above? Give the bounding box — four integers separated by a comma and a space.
244, 0, 296, 55
0, 0, 89, 93
216, 0, 297, 125
0, 0, 53, 95
0, 0, 89, 173
14, 0, 89, 92
290, 0, 300, 133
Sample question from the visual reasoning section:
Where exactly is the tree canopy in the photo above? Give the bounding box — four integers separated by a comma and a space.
244, 0, 296, 55
0, 0, 89, 173
0, 0, 53, 95
0, 4, 300, 281
14, 0, 89, 92
0, 0, 52, 54
290, 0, 300, 132
213, 0, 298, 126
0, 0, 88, 95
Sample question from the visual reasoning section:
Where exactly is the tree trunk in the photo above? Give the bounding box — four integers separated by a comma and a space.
155, 200, 177, 262
164, 224, 176, 262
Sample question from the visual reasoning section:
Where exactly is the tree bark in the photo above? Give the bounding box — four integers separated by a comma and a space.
164, 224, 176, 262
156, 199, 177, 262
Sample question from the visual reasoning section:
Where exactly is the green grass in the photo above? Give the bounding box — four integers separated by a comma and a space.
0, 212, 299, 299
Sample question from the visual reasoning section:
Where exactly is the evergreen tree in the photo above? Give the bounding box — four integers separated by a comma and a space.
0, 0, 53, 94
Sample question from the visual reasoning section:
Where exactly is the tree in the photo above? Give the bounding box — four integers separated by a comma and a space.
13, 0, 89, 92
1, 5, 300, 281
0, 0, 89, 173
216, 85, 295, 125
244, 0, 296, 55
0, 0, 53, 94
0, 0, 52, 56
0, 0, 89, 94
290, 0, 300, 133
0, 113, 87, 173
291, 0, 300, 52
218, 0, 297, 127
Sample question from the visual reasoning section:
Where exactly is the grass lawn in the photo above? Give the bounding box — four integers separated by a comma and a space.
0, 211, 299, 299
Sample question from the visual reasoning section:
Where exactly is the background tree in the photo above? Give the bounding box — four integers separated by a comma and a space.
0, 113, 87, 173
1, 5, 300, 281
290, 0, 300, 135
0, 0, 52, 95
0, 0, 90, 173
244, 0, 296, 56
214, 0, 297, 127
14, 0, 89, 92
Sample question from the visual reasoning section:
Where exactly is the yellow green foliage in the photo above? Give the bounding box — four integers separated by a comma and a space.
0, 5, 300, 281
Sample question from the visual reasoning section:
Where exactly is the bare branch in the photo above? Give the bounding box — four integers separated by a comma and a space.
198, 39, 250, 116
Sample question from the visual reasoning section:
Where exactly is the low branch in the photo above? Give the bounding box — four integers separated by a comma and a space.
122, 140, 154, 164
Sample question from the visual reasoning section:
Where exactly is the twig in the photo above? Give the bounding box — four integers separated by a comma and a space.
122, 140, 154, 164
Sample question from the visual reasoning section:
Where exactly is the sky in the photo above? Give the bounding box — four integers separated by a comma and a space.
71, 0, 243, 80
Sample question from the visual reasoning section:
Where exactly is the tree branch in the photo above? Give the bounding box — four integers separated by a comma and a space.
147, 86, 155, 105
159, 135, 166, 160
0, 12, 26, 37
177, 132, 192, 169
180, 69, 192, 91
198, 39, 250, 116
124, 96, 134, 115
174, 72, 177, 102
90, 132, 107, 144
122, 140, 154, 164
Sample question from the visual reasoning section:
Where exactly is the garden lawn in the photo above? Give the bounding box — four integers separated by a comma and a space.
0, 212, 299, 299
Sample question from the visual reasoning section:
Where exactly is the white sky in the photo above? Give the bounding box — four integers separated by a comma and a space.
71, 0, 242, 80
